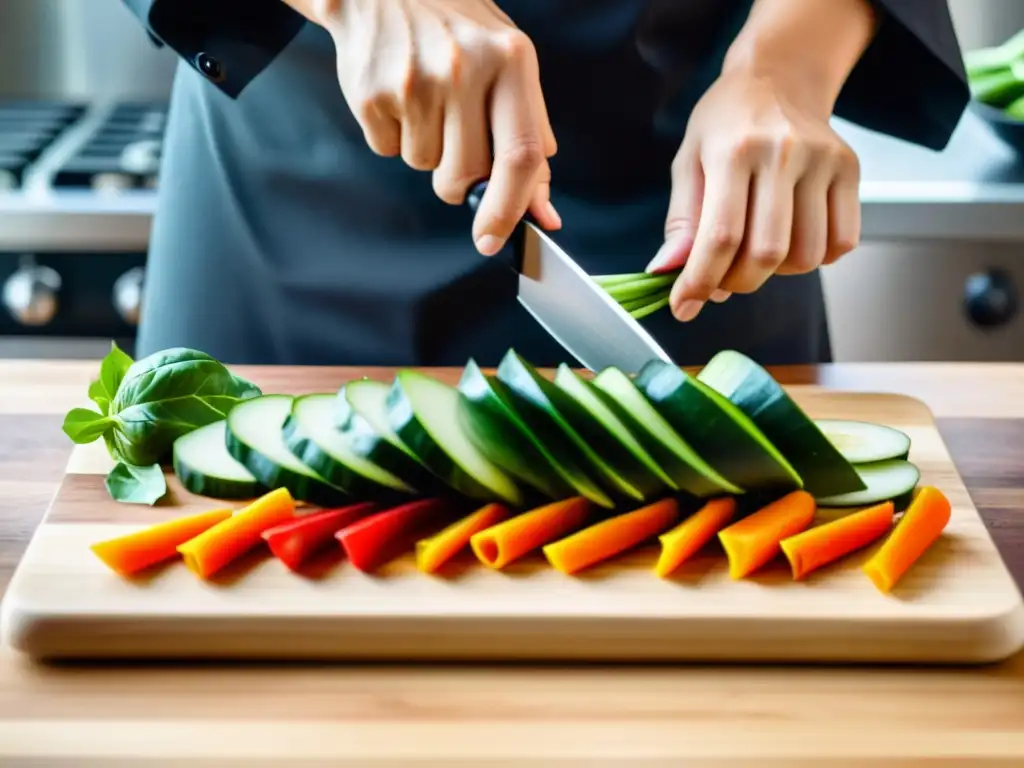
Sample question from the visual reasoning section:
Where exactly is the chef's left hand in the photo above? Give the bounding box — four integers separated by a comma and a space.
646, 67, 862, 322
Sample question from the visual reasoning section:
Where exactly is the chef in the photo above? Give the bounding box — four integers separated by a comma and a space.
122, 0, 968, 367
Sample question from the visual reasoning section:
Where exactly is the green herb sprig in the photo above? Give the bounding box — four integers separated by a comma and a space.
62, 342, 262, 505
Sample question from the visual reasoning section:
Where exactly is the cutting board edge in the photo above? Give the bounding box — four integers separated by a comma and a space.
5, 600, 1024, 665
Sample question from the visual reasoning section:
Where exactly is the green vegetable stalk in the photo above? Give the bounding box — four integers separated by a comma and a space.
593, 270, 681, 319
63, 342, 262, 505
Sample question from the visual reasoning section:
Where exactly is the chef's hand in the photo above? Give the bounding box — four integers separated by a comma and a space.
646, 0, 877, 322
297, 0, 560, 256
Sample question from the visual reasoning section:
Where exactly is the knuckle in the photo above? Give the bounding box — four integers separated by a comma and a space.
500, 139, 544, 174
496, 29, 536, 63
709, 225, 743, 253
749, 244, 787, 269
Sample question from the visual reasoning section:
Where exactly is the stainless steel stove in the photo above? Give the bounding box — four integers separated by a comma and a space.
0, 97, 162, 359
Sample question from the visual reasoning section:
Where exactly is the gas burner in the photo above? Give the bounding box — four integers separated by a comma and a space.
0, 100, 87, 191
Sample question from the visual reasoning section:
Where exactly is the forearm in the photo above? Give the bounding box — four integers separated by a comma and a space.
723, 0, 880, 116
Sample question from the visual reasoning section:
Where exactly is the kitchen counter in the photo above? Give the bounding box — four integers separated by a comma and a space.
0, 360, 1023, 764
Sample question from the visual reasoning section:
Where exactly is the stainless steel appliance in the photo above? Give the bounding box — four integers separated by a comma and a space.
1, 0, 1023, 362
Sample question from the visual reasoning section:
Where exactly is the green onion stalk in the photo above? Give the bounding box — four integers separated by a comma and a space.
592, 271, 680, 320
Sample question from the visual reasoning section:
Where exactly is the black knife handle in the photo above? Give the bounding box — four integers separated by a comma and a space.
465, 178, 524, 274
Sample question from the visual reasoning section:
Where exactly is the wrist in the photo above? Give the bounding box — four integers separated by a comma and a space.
722, 0, 878, 116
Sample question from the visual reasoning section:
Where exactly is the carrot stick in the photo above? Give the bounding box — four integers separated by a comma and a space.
654, 497, 736, 578
415, 503, 510, 573
177, 487, 296, 579
718, 490, 816, 579
862, 486, 951, 593
544, 498, 679, 575
470, 496, 590, 569
780, 501, 894, 580
90, 508, 233, 576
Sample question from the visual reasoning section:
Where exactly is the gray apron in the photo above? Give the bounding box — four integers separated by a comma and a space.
137, 0, 832, 367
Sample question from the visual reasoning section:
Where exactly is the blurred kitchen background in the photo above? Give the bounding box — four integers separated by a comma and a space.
0, 0, 1022, 362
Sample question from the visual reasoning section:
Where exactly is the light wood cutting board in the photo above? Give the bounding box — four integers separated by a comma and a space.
2, 381, 1023, 664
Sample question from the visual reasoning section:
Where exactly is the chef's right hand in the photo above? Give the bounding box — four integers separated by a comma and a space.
311, 0, 561, 256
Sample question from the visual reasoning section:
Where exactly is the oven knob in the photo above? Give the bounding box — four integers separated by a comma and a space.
113, 266, 145, 326
2, 259, 61, 326
964, 269, 1018, 328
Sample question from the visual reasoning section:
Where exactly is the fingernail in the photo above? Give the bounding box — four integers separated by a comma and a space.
710, 290, 731, 303
544, 201, 562, 229
645, 235, 690, 274
476, 235, 503, 257
674, 299, 704, 322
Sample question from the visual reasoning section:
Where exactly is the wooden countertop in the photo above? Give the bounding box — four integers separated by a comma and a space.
1, 360, 1023, 765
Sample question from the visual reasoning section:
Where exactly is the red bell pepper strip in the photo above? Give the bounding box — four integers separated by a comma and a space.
261, 502, 378, 571
335, 498, 455, 573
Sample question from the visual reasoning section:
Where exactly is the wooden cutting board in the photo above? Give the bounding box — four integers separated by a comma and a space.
2, 379, 1023, 665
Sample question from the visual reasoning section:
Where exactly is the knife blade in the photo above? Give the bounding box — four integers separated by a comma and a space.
467, 180, 674, 374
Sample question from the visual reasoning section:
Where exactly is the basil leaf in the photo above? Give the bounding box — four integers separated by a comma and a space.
88, 341, 134, 416
105, 348, 263, 466
62, 408, 115, 444
104, 461, 167, 505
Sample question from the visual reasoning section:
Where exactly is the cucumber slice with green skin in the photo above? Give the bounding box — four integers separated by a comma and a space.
226, 394, 349, 507
457, 359, 574, 501
697, 350, 864, 497
814, 419, 912, 463
590, 367, 742, 497
494, 350, 626, 507
283, 393, 416, 502
385, 370, 524, 506
553, 364, 675, 498
813, 459, 920, 511
635, 360, 803, 493
336, 379, 449, 494
173, 420, 266, 500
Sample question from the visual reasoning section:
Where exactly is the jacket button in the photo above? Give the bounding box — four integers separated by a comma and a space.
195, 52, 225, 82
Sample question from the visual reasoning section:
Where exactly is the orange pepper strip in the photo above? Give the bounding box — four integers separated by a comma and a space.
718, 490, 816, 579
654, 497, 736, 578
177, 487, 295, 579
470, 496, 590, 570
415, 503, 510, 573
90, 508, 233, 576
780, 501, 894, 580
862, 486, 951, 593
544, 498, 678, 575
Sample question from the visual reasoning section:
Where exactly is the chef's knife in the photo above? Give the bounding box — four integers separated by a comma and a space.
467, 180, 674, 374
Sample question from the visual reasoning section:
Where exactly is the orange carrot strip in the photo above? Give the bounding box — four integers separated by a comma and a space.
90, 508, 233, 576
177, 487, 295, 579
862, 486, 951, 593
470, 496, 590, 569
654, 497, 736, 578
543, 498, 679, 575
718, 490, 816, 579
416, 503, 510, 573
780, 501, 894, 580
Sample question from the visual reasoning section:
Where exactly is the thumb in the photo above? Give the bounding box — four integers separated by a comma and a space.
647, 148, 703, 275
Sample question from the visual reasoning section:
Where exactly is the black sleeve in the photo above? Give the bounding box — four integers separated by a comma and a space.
121, 0, 307, 98
835, 0, 970, 150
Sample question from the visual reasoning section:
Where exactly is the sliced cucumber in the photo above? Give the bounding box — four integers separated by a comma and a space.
283, 393, 416, 502
591, 367, 742, 497
336, 378, 448, 494
814, 459, 920, 511
635, 360, 803, 493
226, 394, 348, 507
553, 364, 675, 498
495, 351, 633, 507
385, 370, 523, 506
697, 350, 864, 497
815, 419, 912, 464
457, 359, 574, 501
172, 420, 265, 500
